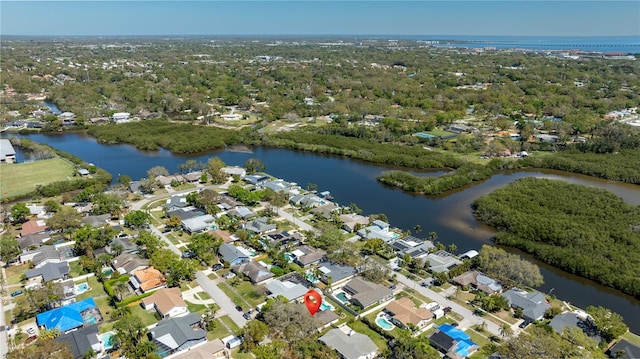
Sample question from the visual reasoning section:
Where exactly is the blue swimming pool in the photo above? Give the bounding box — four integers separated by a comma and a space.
75, 282, 90, 294
336, 292, 349, 302
320, 302, 333, 311
376, 315, 394, 331
100, 332, 115, 350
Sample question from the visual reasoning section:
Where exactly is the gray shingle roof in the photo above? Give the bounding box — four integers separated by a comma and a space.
219, 244, 249, 264
343, 277, 393, 308
319, 328, 378, 359
150, 313, 205, 350
502, 288, 550, 321
25, 262, 69, 282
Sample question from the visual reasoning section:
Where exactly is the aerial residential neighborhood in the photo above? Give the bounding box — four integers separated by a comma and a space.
1, 154, 637, 359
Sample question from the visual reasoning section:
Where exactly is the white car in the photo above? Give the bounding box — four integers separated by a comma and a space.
26, 328, 36, 335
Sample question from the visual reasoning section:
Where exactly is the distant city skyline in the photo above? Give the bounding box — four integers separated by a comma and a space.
2, 1, 639, 37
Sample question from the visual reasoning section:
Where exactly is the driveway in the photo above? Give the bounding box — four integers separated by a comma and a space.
195, 271, 247, 328
276, 207, 319, 234
395, 272, 505, 337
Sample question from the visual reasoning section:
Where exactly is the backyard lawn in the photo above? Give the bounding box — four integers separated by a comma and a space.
218, 281, 266, 308
74, 276, 104, 301
0, 157, 75, 198
206, 318, 232, 340
349, 320, 388, 351
128, 304, 160, 326
5, 264, 29, 285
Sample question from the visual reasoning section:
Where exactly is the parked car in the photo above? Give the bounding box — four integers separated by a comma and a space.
389, 284, 396, 290
212, 263, 224, 271
10, 290, 23, 297
181, 251, 195, 258
243, 312, 251, 320
443, 306, 452, 313
235, 305, 243, 312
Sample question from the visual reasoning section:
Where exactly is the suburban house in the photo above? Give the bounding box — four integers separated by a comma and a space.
36, 298, 103, 333
106, 236, 139, 254
20, 219, 48, 236
19, 245, 61, 268
232, 261, 274, 284
219, 243, 250, 266
339, 213, 370, 232
221, 166, 247, 178
26, 205, 47, 217
266, 279, 309, 302
260, 179, 292, 192
357, 220, 395, 242
423, 250, 462, 273
608, 339, 640, 359
549, 312, 600, 341
55, 324, 102, 359
141, 287, 188, 319
452, 270, 503, 294
112, 112, 131, 123
149, 312, 206, 357
385, 297, 434, 329
57, 279, 77, 306
342, 277, 394, 309
157, 175, 185, 187
243, 174, 268, 185
217, 194, 242, 211
264, 230, 304, 249
181, 214, 215, 233
319, 326, 378, 359
164, 195, 189, 212
210, 229, 237, 244
167, 208, 203, 221
290, 193, 324, 208
25, 262, 70, 288
18, 232, 51, 252
310, 203, 339, 220
291, 245, 326, 267
318, 262, 357, 287
429, 324, 479, 359
314, 310, 340, 331
111, 253, 149, 275
182, 172, 201, 183
390, 236, 435, 259
0, 138, 16, 163
244, 217, 277, 234
173, 338, 226, 359
130, 266, 167, 293
228, 206, 257, 219
502, 288, 550, 322
81, 214, 111, 227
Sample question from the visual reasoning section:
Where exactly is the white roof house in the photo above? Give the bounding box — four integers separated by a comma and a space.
319, 326, 378, 359
181, 214, 215, 233
112, 112, 131, 123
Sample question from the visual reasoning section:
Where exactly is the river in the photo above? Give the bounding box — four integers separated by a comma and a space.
4, 131, 640, 332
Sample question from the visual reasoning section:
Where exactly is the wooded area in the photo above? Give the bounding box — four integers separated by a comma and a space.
472, 178, 640, 298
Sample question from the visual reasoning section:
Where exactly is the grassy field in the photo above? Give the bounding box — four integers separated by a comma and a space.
0, 157, 76, 198
623, 331, 640, 346
218, 281, 266, 308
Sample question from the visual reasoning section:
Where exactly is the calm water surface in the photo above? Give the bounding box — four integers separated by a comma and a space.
5, 131, 640, 332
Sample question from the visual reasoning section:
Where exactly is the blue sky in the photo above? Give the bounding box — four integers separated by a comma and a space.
2, 1, 639, 36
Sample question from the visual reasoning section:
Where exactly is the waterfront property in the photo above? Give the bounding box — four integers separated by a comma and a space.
452, 270, 503, 294
423, 250, 462, 273
502, 288, 550, 322
0, 138, 16, 163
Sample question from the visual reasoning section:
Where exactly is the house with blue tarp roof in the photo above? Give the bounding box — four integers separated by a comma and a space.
36, 298, 102, 333
429, 324, 478, 359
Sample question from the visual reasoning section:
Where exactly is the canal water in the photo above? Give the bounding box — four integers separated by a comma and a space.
4, 131, 640, 332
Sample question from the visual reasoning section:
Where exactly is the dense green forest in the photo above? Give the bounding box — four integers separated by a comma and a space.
472, 178, 640, 298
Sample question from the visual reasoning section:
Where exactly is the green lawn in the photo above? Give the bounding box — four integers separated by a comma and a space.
206, 318, 232, 340
0, 157, 76, 198
68, 261, 84, 277
349, 320, 388, 351
220, 315, 242, 336
230, 348, 254, 359
218, 281, 266, 308
194, 291, 211, 300
186, 301, 207, 314
6, 263, 29, 285
95, 296, 115, 320
623, 331, 640, 346
74, 276, 104, 301
128, 304, 160, 327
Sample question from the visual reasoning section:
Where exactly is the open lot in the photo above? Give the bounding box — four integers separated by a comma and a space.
0, 157, 75, 198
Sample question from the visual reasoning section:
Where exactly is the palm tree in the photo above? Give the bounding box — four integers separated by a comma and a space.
111, 306, 131, 321
499, 323, 514, 338
113, 281, 129, 302
428, 231, 438, 242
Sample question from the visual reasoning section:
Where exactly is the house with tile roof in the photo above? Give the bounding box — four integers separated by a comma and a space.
385, 297, 433, 329
20, 219, 48, 236
142, 287, 188, 319
130, 266, 167, 293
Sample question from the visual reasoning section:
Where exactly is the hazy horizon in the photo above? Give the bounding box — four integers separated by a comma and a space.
2, 1, 639, 37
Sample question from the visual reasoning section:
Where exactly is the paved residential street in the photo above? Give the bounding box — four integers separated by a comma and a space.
395, 272, 520, 338
195, 271, 247, 328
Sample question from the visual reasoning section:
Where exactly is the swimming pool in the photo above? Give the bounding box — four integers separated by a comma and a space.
320, 302, 333, 311
335, 292, 349, 302
75, 282, 90, 294
102, 268, 114, 277
100, 332, 115, 350
376, 314, 395, 331
85, 314, 99, 325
